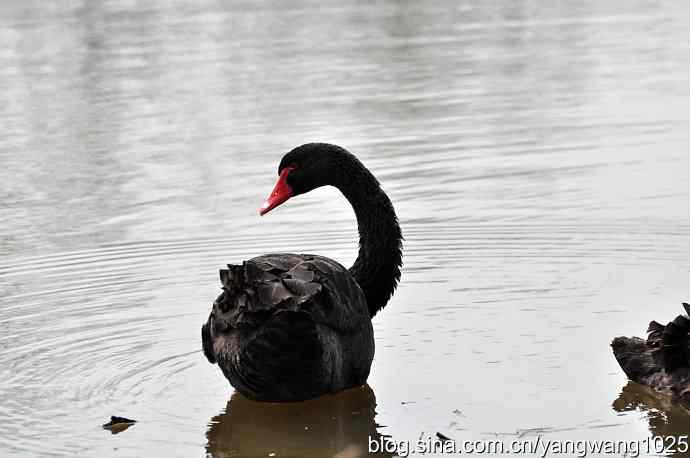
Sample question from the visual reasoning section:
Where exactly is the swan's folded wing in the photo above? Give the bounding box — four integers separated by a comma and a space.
213, 254, 369, 333
297, 255, 370, 333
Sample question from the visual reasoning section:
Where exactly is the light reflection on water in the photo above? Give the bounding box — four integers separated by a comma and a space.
1, 0, 690, 456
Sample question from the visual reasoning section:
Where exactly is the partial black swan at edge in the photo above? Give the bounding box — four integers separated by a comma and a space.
612, 303, 690, 407
201, 143, 403, 401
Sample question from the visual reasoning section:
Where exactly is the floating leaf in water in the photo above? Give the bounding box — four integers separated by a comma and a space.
102, 416, 136, 435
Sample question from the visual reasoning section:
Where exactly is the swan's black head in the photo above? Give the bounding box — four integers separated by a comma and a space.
260, 143, 358, 215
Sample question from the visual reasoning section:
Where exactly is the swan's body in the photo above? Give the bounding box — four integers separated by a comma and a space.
202, 143, 402, 401
202, 254, 373, 401
612, 303, 690, 407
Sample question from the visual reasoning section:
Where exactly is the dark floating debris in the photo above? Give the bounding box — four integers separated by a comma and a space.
436, 432, 453, 443
102, 416, 137, 434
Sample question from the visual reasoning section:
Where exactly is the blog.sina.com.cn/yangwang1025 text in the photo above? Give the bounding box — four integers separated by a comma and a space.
368, 434, 690, 457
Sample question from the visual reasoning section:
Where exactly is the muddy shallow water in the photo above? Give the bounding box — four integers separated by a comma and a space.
2, 0, 690, 457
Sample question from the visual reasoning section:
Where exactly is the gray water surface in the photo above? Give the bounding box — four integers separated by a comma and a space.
2, 1, 690, 457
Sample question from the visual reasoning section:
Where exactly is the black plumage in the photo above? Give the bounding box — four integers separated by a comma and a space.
202, 144, 403, 401
611, 303, 690, 407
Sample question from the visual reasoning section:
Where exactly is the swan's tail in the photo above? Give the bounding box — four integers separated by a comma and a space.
202, 258, 323, 365
611, 336, 660, 382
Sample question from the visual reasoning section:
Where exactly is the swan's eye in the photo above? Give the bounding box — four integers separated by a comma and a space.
279, 164, 297, 175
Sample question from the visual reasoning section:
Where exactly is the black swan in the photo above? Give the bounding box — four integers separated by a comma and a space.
611, 303, 690, 407
201, 143, 403, 401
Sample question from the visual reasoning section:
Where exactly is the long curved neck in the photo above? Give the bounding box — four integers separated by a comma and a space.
333, 158, 402, 318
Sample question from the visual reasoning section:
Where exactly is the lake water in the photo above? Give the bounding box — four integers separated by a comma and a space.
2, 0, 690, 457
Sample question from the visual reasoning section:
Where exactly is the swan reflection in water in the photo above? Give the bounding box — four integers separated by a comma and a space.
206, 384, 395, 458
613, 382, 690, 458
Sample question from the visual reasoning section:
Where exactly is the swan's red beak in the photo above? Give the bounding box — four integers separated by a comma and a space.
259, 167, 294, 215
